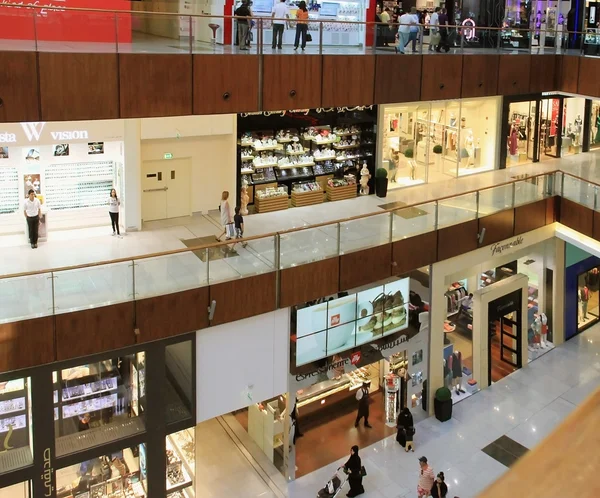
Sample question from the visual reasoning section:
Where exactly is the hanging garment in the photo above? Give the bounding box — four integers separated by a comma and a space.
509, 129, 518, 155
451, 352, 462, 378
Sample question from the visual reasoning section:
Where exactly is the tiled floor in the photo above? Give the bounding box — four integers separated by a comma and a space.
285, 322, 600, 498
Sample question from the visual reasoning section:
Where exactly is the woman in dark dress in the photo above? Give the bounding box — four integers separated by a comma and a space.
343, 445, 364, 497
430, 472, 449, 498
396, 407, 413, 447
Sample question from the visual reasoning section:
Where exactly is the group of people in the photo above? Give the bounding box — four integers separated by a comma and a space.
376, 5, 451, 53
216, 190, 247, 246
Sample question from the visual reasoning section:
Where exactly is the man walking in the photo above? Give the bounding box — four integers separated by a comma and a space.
396, 9, 415, 53
417, 456, 435, 498
436, 8, 450, 53
354, 382, 372, 428
271, 0, 288, 49
23, 189, 41, 249
235, 0, 252, 50
428, 7, 440, 51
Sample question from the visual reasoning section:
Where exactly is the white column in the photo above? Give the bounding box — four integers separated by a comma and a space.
428, 263, 446, 415
123, 119, 142, 232
553, 238, 566, 345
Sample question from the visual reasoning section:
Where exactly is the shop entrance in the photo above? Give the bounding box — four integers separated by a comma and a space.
487, 290, 523, 385
141, 158, 192, 222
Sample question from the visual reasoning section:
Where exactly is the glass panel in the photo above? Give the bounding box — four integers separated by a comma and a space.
590, 100, 600, 150
513, 175, 551, 207
458, 98, 500, 176
437, 192, 478, 228
56, 444, 147, 498
54, 354, 146, 457
577, 266, 600, 331
279, 226, 338, 269
0, 273, 53, 324
208, 236, 276, 284
296, 330, 327, 366
123, 13, 187, 54
36, 10, 118, 53
339, 213, 391, 253
561, 97, 585, 156
478, 184, 514, 216
0, 377, 33, 475
392, 201, 437, 241
165, 341, 193, 424
53, 261, 133, 314
166, 428, 195, 495
562, 175, 596, 210
134, 253, 208, 300
0, 481, 31, 498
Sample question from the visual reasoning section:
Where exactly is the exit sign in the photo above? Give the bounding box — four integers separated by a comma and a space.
164, 153, 173, 159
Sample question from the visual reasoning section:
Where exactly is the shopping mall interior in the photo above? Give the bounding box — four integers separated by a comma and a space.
2, 2, 600, 497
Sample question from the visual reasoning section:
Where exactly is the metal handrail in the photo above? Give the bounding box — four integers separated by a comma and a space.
0, 170, 561, 281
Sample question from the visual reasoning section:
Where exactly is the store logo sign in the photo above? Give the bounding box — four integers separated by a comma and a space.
19, 122, 90, 142
350, 352, 361, 365
0, 132, 16, 143
40, 447, 54, 497
21, 122, 46, 141
330, 314, 341, 327
490, 236, 524, 257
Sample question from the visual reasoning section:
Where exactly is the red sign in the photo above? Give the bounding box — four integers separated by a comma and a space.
350, 352, 361, 365
330, 314, 340, 327
0, 0, 131, 43
550, 99, 560, 136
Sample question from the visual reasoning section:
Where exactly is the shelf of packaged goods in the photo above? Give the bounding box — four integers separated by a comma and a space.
252, 145, 279, 151
166, 436, 194, 495
241, 168, 255, 175
291, 189, 324, 207
60, 377, 118, 403
241, 155, 254, 161
253, 162, 278, 168
333, 131, 361, 137
280, 149, 308, 156
276, 137, 297, 143
304, 135, 337, 144
326, 183, 357, 202
277, 162, 315, 169
0, 396, 26, 417
336, 154, 363, 162
333, 144, 360, 150
313, 155, 336, 162
240, 140, 254, 147
254, 195, 289, 213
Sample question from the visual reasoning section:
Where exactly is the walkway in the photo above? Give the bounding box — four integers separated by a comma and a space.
286, 322, 600, 498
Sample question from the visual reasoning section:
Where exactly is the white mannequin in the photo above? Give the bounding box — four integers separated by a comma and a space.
359, 162, 370, 195
464, 130, 474, 167
540, 312, 548, 348
531, 315, 542, 350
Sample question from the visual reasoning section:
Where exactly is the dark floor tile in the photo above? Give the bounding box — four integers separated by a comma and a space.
495, 435, 529, 458
481, 442, 519, 467
378, 200, 407, 210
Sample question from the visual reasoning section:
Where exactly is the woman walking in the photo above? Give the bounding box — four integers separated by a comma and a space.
294, 1, 309, 51
216, 191, 233, 242
109, 189, 121, 236
430, 472, 448, 498
343, 445, 364, 497
396, 407, 414, 447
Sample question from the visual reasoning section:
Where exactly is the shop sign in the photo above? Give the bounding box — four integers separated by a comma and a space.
240, 106, 373, 118
0, 132, 16, 143
40, 447, 54, 497
490, 236, 524, 257
20, 122, 89, 142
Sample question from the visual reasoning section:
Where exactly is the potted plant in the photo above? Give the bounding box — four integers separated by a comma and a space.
375, 167, 388, 198
404, 148, 416, 181
434, 386, 452, 422
433, 144, 443, 170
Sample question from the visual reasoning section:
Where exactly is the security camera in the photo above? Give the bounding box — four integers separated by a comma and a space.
477, 227, 486, 245
208, 300, 217, 321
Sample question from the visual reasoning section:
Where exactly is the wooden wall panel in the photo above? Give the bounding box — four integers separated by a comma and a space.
529, 55, 556, 94
209, 272, 276, 326
546, 196, 558, 223
193, 55, 259, 114
498, 55, 531, 95
0, 317, 54, 372
594, 211, 600, 243
0, 51, 39, 122
135, 287, 209, 343
559, 198, 594, 238
38, 53, 118, 121
322, 56, 375, 107
578, 57, 600, 98
55, 303, 136, 361
374, 55, 421, 104
119, 54, 192, 118
461, 54, 499, 98
478, 209, 515, 246
339, 244, 392, 291
421, 55, 463, 101
437, 220, 478, 261
514, 199, 548, 235
262, 55, 321, 111
280, 258, 339, 308
392, 231, 437, 275
557, 56, 579, 94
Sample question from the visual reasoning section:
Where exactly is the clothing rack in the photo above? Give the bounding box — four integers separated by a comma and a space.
445, 285, 467, 316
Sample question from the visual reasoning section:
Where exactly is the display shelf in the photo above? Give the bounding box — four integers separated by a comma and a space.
313, 154, 337, 162
291, 189, 324, 207
253, 145, 279, 152
255, 194, 289, 213
253, 161, 278, 168
62, 393, 118, 419
241, 155, 254, 161
0, 379, 25, 396
0, 397, 26, 416
241, 168, 255, 175
285, 149, 308, 156
166, 437, 193, 494
333, 143, 360, 150
336, 153, 363, 161
326, 183, 357, 201
61, 377, 118, 402
277, 162, 315, 169
0, 414, 26, 433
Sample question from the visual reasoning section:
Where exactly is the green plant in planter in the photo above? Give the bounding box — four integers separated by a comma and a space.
375, 167, 388, 178
435, 387, 452, 402
404, 148, 414, 158
433, 145, 443, 154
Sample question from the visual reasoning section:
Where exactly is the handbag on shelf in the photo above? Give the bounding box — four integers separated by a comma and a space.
306, 33, 313, 42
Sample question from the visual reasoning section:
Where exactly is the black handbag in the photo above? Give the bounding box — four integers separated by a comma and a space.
306, 33, 313, 42
360, 466, 367, 477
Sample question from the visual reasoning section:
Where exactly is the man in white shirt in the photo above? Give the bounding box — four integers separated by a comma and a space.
271, 0, 289, 49
23, 189, 41, 249
396, 10, 416, 54
428, 7, 440, 51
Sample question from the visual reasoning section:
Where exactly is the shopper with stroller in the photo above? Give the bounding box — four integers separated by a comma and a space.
343, 445, 364, 497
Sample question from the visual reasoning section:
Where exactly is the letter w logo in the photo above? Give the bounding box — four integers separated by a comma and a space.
20, 122, 46, 142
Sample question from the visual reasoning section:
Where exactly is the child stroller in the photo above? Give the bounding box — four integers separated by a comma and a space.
317, 469, 348, 497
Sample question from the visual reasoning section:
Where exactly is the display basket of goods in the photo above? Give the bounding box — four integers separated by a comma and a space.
326, 176, 357, 202
254, 186, 289, 213
434, 386, 452, 422
291, 182, 323, 207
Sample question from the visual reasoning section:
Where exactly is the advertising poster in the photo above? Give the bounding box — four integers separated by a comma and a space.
53, 144, 70, 157
23, 174, 41, 197
0, 147, 8, 159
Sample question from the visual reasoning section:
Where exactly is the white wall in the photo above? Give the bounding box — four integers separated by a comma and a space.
196, 309, 290, 423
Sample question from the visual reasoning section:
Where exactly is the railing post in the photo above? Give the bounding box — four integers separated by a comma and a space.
205, 247, 210, 285
496, 28, 501, 53
560, 172, 565, 198
434, 201, 439, 230
595, 186, 599, 212
419, 25, 424, 54
275, 234, 281, 308
49, 272, 56, 315
319, 21, 324, 55
475, 191, 480, 219
189, 15, 193, 53
131, 261, 136, 301
512, 181, 516, 208
32, 9, 38, 51
388, 211, 393, 243
258, 18, 263, 55
460, 28, 464, 53
115, 12, 119, 53
336, 223, 341, 256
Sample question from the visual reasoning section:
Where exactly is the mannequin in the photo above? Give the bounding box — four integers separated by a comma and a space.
359, 162, 370, 195
540, 312, 548, 348
509, 124, 518, 157
531, 315, 542, 350
240, 179, 250, 215
464, 130, 474, 167
580, 285, 590, 321
448, 351, 464, 395
595, 113, 600, 144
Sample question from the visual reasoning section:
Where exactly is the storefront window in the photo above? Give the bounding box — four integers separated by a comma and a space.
459, 98, 499, 175
590, 100, 600, 150
578, 266, 600, 331
53, 354, 146, 457
507, 100, 537, 166
56, 445, 147, 498
562, 98, 585, 156
0, 377, 33, 475
165, 341, 193, 424
0, 481, 31, 498
166, 428, 195, 497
